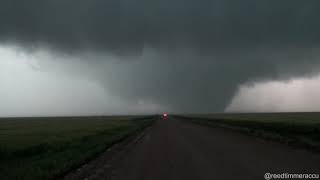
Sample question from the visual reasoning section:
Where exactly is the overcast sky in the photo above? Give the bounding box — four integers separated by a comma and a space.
1, 0, 320, 116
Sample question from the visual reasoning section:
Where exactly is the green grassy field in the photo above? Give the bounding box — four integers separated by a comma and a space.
182, 113, 320, 151
0, 116, 154, 180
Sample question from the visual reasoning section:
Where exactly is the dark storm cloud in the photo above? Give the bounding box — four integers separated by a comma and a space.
1, 0, 320, 112
1, 0, 320, 51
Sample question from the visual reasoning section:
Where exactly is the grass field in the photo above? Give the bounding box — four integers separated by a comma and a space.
182, 113, 320, 151
0, 116, 154, 180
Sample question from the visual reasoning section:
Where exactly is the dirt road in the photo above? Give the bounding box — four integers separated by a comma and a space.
64, 116, 320, 180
